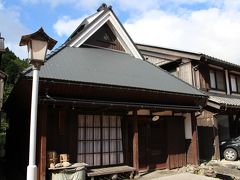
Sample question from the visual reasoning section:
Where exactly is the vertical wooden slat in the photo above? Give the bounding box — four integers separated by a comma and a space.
69, 111, 77, 163
146, 123, 150, 171
133, 110, 139, 172
122, 117, 129, 165
38, 104, 47, 180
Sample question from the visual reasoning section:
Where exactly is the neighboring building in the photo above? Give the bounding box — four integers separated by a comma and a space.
0, 33, 7, 116
137, 43, 240, 160
4, 4, 207, 180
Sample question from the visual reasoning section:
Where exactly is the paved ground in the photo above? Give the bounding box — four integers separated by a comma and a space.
139, 170, 218, 180
138, 159, 240, 180
149, 173, 218, 180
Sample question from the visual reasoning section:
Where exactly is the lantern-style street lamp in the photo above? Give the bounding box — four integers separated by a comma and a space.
20, 28, 57, 180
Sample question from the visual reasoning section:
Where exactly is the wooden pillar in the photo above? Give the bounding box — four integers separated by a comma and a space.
133, 110, 139, 172
191, 112, 199, 165
213, 115, 220, 160
38, 104, 48, 180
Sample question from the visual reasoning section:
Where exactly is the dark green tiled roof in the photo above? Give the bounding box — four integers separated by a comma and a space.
24, 47, 205, 97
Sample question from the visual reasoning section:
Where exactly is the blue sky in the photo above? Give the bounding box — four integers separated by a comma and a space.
1, 0, 240, 64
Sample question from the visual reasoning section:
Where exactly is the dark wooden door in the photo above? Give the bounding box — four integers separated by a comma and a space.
149, 120, 167, 169
139, 119, 168, 170
167, 117, 186, 169
138, 123, 148, 170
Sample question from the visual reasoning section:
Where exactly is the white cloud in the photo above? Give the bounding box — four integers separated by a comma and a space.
49, 0, 240, 63
124, 3, 240, 64
0, 2, 29, 59
53, 16, 85, 37
22, 0, 114, 9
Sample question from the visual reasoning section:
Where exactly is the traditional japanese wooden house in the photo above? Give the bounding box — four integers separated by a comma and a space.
5, 4, 207, 180
137, 43, 240, 161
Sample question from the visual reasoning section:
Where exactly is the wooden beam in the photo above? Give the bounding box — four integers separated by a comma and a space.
38, 104, 48, 180
191, 112, 199, 165
132, 110, 139, 172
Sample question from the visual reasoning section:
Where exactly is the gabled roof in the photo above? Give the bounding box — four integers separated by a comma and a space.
64, 4, 143, 59
24, 47, 206, 97
137, 43, 240, 70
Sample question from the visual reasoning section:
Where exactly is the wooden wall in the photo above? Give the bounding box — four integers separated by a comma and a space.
125, 116, 187, 172
197, 110, 220, 160
186, 113, 199, 165
46, 107, 77, 163
178, 61, 193, 85
198, 63, 210, 91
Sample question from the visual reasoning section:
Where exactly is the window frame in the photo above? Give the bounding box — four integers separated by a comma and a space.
230, 73, 240, 94
77, 114, 124, 167
209, 68, 226, 92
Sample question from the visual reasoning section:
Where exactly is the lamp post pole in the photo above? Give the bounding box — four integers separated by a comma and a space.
27, 62, 41, 180
20, 28, 57, 180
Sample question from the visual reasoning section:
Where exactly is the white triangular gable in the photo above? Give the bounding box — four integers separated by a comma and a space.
68, 10, 143, 59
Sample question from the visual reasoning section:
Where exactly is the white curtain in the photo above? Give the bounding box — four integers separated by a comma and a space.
77, 115, 123, 166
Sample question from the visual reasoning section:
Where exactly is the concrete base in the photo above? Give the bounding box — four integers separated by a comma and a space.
27, 165, 37, 180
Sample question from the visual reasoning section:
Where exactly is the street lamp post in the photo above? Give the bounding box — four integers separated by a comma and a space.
20, 28, 57, 180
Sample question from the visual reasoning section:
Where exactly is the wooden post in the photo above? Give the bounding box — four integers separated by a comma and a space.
191, 112, 199, 165
133, 110, 139, 173
38, 104, 47, 180
213, 115, 220, 160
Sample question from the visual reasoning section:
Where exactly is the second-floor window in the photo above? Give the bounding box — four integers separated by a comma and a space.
230, 74, 240, 93
209, 69, 226, 91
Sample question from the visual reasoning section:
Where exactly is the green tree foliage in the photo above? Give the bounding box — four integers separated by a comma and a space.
1, 48, 29, 101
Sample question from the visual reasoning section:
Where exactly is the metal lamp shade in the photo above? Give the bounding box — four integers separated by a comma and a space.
28, 39, 48, 64
0, 37, 5, 52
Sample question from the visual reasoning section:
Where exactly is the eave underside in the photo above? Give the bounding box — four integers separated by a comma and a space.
5, 78, 206, 113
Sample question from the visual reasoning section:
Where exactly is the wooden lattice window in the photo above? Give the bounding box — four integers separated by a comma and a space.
77, 115, 123, 166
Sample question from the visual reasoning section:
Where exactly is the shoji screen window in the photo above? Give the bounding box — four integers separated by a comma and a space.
77, 115, 123, 167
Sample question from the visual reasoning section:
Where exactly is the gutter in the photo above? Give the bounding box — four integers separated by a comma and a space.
41, 95, 203, 112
